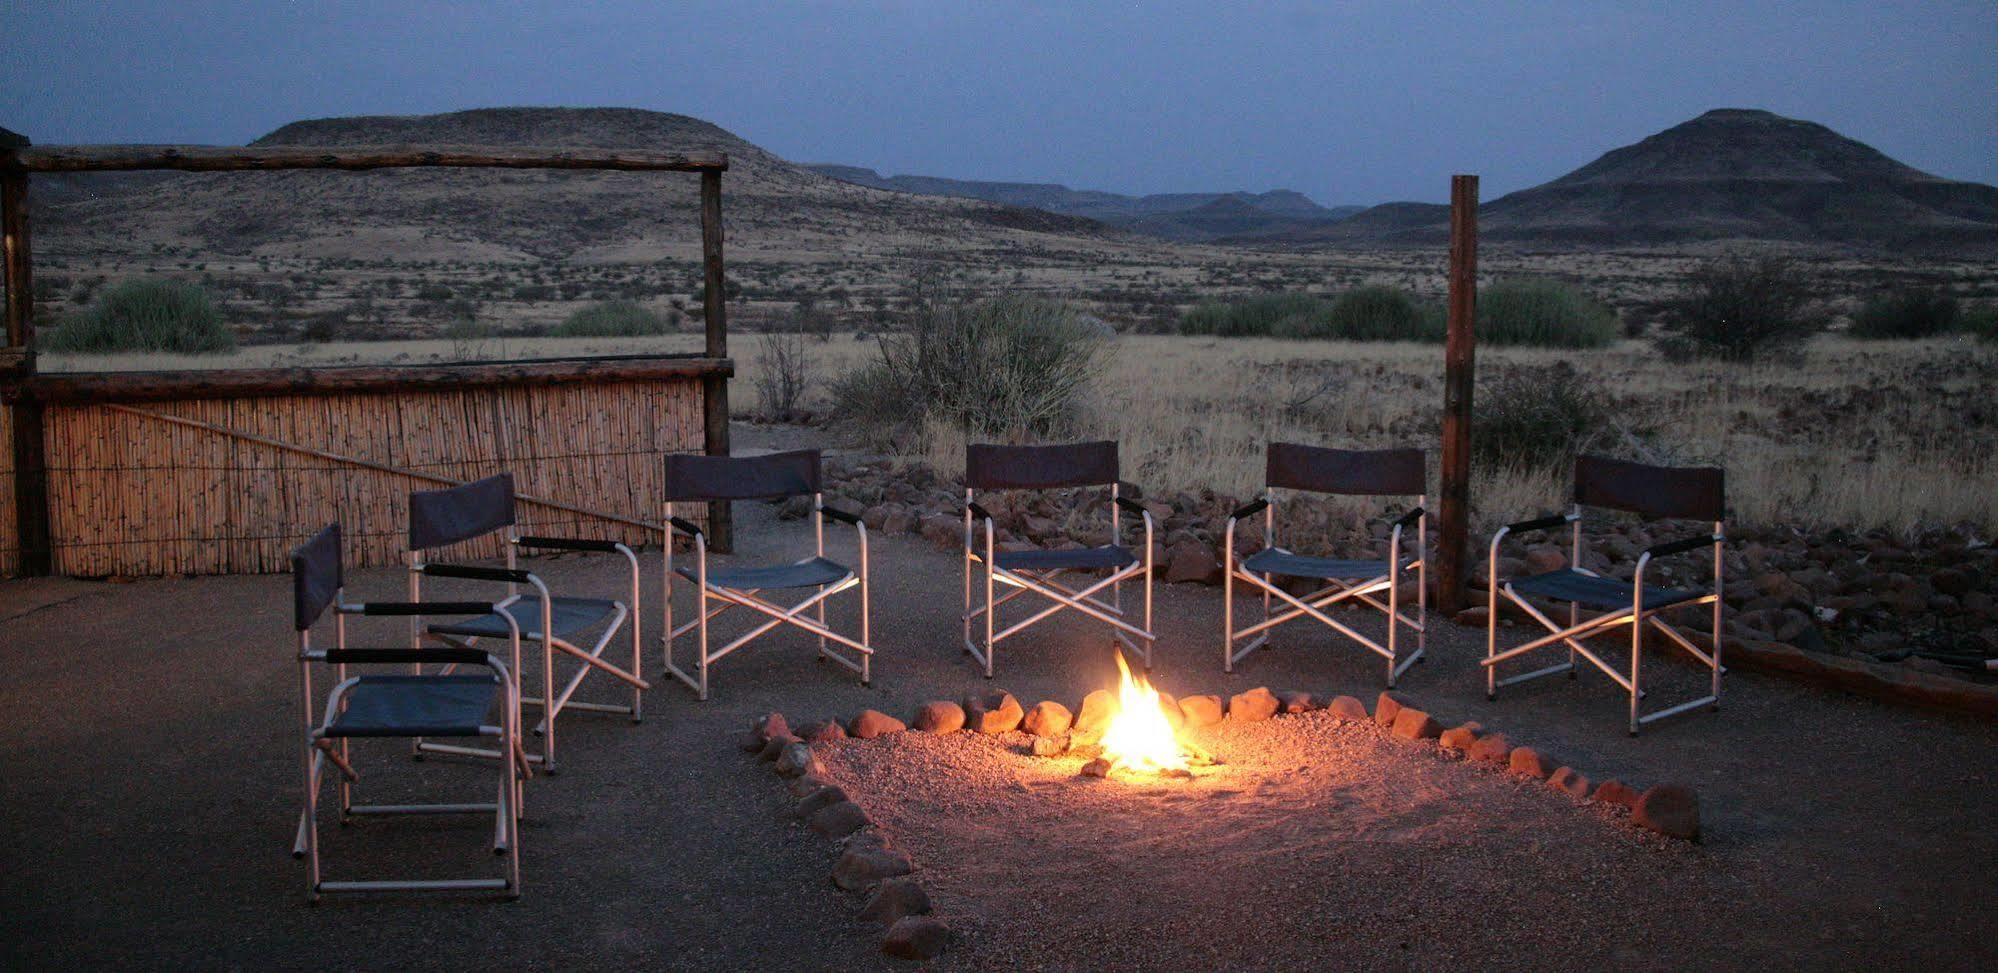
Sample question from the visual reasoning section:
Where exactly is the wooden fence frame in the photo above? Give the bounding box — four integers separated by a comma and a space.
0, 128, 737, 575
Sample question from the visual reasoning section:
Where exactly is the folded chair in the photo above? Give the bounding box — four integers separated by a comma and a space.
407, 473, 648, 773
1223, 443, 1427, 685
662, 450, 871, 700
1482, 455, 1726, 735
290, 524, 524, 902
962, 441, 1155, 677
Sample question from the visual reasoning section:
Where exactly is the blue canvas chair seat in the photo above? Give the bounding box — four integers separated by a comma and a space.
1507, 569, 1704, 612
1240, 549, 1413, 582
995, 545, 1138, 573
325, 674, 502, 738
430, 597, 622, 640
675, 556, 852, 591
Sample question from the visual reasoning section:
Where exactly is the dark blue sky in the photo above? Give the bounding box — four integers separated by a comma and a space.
4, 1, 1994, 204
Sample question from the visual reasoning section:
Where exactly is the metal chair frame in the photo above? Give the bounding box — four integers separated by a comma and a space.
1482, 456, 1726, 735
661, 451, 871, 700
1221, 444, 1427, 685
291, 525, 525, 902
960, 442, 1155, 678
406, 474, 648, 774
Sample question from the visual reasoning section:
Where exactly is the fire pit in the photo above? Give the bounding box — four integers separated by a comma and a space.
1079, 651, 1214, 779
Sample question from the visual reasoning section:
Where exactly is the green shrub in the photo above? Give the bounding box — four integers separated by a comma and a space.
1478, 278, 1618, 348
554, 300, 671, 337
1177, 293, 1327, 337
1848, 288, 1959, 339
1654, 256, 1822, 362
1323, 285, 1445, 341
40, 278, 234, 354
1961, 305, 1998, 343
832, 295, 1102, 442
1474, 362, 1614, 472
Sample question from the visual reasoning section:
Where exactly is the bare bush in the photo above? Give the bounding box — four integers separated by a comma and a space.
754, 331, 814, 422
1655, 256, 1823, 361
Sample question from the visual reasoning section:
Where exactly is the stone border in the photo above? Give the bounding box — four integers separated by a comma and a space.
739, 686, 1705, 960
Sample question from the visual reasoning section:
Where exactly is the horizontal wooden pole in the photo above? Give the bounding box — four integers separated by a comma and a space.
6, 144, 727, 174
7, 355, 732, 405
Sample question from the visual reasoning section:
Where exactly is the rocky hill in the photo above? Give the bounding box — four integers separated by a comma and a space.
1263, 109, 1998, 248
805, 164, 1361, 241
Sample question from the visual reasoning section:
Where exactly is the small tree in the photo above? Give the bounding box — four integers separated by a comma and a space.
1654, 256, 1822, 361
754, 332, 814, 421
1849, 288, 1959, 339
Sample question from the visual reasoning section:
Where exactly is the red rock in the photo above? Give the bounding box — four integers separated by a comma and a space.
1391, 707, 1442, 740
848, 710, 907, 740
1022, 700, 1074, 737
1453, 606, 1491, 627
1279, 690, 1319, 714
1074, 689, 1118, 736
882, 916, 950, 960
1592, 779, 1641, 808
743, 712, 789, 752
1229, 687, 1280, 722
1438, 723, 1482, 750
788, 774, 828, 798
859, 877, 932, 924
1508, 746, 1555, 779
1374, 692, 1406, 727
1548, 766, 1592, 797
1326, 695, 1369, 721
759, 733, 800, 762
833, 845, 912, 891
963, 691, 1024, 734
1164, 540, 1221, 584
810, 800, 872, 839
1468, 732, 1514, 764
1634, 784, 1701, 840
1178, 694, 1225, 727
1524, 545, 1567, 574
1030, 734, 1070, 757
912, 700, 965, 734
1080, 757, 1113, 778
799, 720, 847, 745
795, 785, 849, 820
1155, 692, 1186, 731
775, 742, 816, 777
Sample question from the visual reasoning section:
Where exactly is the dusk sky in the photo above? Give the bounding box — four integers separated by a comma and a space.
3, 1, 1994, 204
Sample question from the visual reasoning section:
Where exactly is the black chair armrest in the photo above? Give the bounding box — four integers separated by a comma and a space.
1113, 496, 1150, 518
350, 601, 497, 617
667, 516, 705, 539
964, 501, 995, 524
324, 647, 494, 666
1228, 497, 1270, 523
515, 535, 622, 553
1646, 534, 1720, 559
419, 563, 533, 584
1502, 513, 1571, 534
1393, 506, 1426, 528
818, 504, 862, 526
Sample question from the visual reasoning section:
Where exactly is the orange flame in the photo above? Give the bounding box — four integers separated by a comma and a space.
1098, 651, 1190, 773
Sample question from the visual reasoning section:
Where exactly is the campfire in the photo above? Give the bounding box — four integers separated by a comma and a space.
1085, 652, 1210, 779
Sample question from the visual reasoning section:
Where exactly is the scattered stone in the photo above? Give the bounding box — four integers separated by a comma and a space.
1509, 747, 1555, 780
799, 720, 847, 745
834, 844, 912, 891
848, 709, 907, 740
1390, 707, 1443, 741
963, 691, 1024, 734
912, 700, 965, 734
788, 774, 828, 798
1548, 766, 1592, 798
1438, 722, 1482, 750
795, 785, 849, 820
759, 733, 801, 762
881, 916, 950, 960
1469, 732, 1515, 764
1178, 694, 1225, 727
1022, 700, 1074, 737
1164, 540, 1221, 584
1279, 690, 1319, 714
775, 742, 815, 777
1326, 695, 1369, 721
742, 712, 789, 752
810, 800, 872, 839
1031, 734, 1071, 757
859, 877, 933, 924
1074, 689, 1118, 736
1453, 606, 1491, 627
1374, 692, 1406, 727
1592, 779, 1641, 808
1080, 757, 1113, 778
1633, 784, 1701, 841
1229, 687, 1280, 722
918, 514, 960, 551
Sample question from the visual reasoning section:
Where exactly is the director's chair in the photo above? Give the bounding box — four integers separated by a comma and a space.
290, 524, 525, 902
962, 441, 1155, 677
1222, 443, 1427, 685
1483, 455, 1726, 735
662, 450, 871, 700
406, 473, 648, 773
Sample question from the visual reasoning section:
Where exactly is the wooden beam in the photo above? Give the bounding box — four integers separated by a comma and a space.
2, 148, 49, 574
1437, 175, 1478, 613
12, 355, 732, 406
7, 144, 728, 174
2, 166, 29, 348
699, 168, 733, 552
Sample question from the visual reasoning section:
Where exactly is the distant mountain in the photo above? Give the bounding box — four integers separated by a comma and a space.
1265, 109, 1998, 248
805, 164, 1361, 241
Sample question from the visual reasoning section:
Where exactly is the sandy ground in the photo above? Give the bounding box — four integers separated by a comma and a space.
1, 427, 1995, 970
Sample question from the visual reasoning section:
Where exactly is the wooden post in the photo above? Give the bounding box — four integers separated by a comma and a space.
699, 168, 733, 552
3, 129, 51, 575
1436, 175, 1478, 613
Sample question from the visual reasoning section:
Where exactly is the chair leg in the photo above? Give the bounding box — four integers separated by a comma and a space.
1629, 609, 1644, 736
540, 633, 556, 774
698, 590, 711, 701
1223, 553, 1235, 674
816, 583, 828, 663
1486, 580, 1500, 701
983, 559, 996, 679
1386, 565, 1400, 688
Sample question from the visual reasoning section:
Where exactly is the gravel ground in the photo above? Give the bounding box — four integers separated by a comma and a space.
2, 429, 1995, 970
